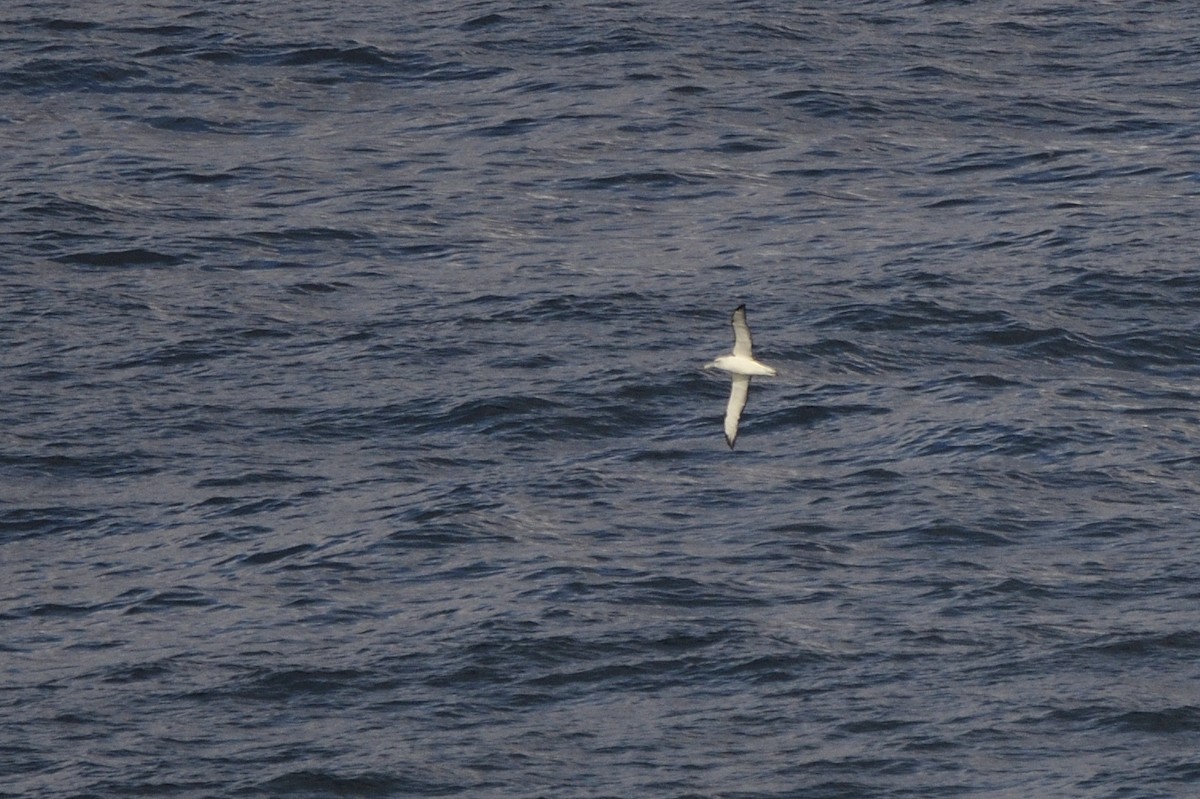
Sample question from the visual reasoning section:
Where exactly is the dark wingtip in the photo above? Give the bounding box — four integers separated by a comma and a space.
725, 434, 736, 449
734, 303, 746, 312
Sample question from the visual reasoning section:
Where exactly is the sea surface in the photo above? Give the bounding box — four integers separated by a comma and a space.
3, 1, 1200, 797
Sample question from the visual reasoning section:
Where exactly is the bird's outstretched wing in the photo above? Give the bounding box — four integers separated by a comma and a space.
724, 375, 750, 448
731, 304, 753, 358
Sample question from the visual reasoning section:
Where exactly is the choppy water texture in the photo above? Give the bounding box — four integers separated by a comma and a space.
4, 1, 1200, 797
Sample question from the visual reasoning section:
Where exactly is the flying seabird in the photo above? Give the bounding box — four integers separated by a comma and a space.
705, 304, 777, 449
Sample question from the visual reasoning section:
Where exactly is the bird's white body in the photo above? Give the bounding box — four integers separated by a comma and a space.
705, 354, 777, 377
705, 305, 776, 448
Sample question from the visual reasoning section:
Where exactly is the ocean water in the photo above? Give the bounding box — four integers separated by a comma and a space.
3, 1, 1200, 797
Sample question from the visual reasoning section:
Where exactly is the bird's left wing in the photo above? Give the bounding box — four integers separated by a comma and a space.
724, 375, 750, 448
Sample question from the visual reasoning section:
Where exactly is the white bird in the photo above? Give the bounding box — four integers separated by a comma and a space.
705, 304, 777, 449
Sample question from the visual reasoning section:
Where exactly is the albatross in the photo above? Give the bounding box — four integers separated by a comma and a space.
705, 304, 777, 449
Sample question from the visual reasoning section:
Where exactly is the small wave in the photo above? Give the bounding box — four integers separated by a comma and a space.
54, 248, 185, 267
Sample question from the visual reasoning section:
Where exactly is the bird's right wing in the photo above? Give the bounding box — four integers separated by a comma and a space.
731, 304, 753, 358
724, 375, 750, 449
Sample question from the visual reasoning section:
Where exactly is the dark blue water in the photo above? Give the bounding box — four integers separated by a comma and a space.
4, 1, 1200, 797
